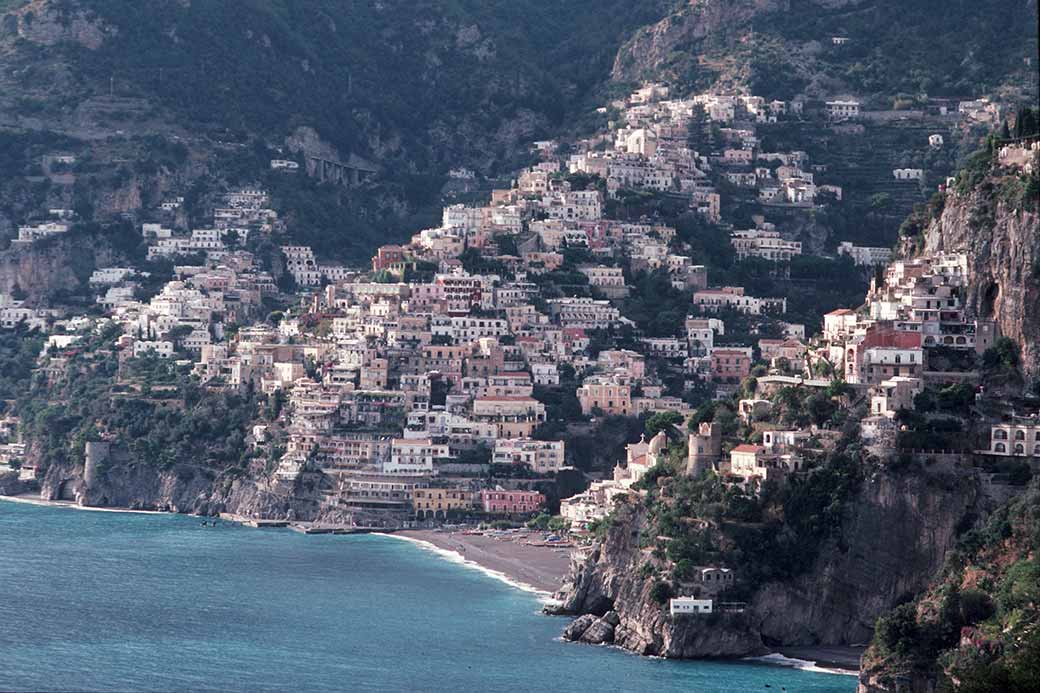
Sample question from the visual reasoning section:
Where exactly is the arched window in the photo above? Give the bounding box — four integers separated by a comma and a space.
994, 429, 1008, 440
1015, 430, 1025, 441
1034, 444, 1040, 456
1014, 444, 1025, 455
994, 443, 1006, 453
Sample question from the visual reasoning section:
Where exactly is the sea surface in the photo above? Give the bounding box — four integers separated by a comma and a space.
0, 500, 856, 692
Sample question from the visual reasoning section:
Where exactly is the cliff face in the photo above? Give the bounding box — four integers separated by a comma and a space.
36, 456, 385, 526
554, 463, 999, 658
552, 501, 765, 657
856, 484, 1040, 693
919, 184, 1040, 377
0, 232, 120, 303
750, 468, 980, 646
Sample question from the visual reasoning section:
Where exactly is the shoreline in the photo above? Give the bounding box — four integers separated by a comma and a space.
4, 493, 863, 677
0, 496, 573, 596
0, 493, 171, 515
747, 649, 864, 676
380, 533, 552, 598
393, 528, 573, 596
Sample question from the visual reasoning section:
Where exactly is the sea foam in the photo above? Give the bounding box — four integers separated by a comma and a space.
377, 532, 553, 601
744, 652, 858, 677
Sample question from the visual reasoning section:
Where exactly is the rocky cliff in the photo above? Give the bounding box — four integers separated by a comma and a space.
34, 455, 393, 526
917, 170, 1040, 378
0, 230, 122, 303
856, 484, 1040, 693
551, 461, 1011, 659
550, 500, 765, 657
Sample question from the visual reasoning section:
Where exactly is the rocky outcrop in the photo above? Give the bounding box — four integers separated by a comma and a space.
550, 501, 766, 658
563, 612, 620, 645
0, 0, 114, 49
856, 484, 1040, 693
611, 0, 866, 84
612, 0, 770, 84
0, 231, 121, 304
751, 466, 980, 646
32, 454, 400, 526
0, 469, 28, 496
918, 180, 1040, 377
553, 463, 992, 660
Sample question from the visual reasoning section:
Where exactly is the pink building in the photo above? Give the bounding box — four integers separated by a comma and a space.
480, 489, 545, 515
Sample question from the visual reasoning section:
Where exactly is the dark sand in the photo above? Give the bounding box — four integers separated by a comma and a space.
398, 529, 574, 593
777, 646, 866, 672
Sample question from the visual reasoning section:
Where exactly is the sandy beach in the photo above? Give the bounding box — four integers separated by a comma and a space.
774, 646, 866, 673
397, 528, 575, 594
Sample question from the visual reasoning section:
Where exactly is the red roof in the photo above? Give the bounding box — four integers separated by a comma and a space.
731, 444, 764, 454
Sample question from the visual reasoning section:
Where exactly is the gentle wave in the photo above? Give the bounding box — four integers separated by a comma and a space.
743, 652, 858, 677
377, 532, 553, 601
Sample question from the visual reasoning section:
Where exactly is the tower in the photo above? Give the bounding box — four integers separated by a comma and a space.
686, 422, 721, 477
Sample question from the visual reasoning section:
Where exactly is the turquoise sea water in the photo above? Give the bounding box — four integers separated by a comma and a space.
0, 500, 856, 692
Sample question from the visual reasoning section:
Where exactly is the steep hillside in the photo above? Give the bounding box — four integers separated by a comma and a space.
923, 154, 1035, 380
900, 132, 1040, 379
550, 450, 1008, 658
0, 0, 677, 265
613, 0, 1039, 102
857, 484, 1039, 693
0, 0, 668, 171
549, 130, 1040, 661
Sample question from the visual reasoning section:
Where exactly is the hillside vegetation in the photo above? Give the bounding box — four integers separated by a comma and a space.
860, 484, 1040, 692
616, 0, 1039, 103
4, 0, 668, 170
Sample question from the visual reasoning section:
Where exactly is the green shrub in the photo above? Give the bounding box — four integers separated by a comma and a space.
650, 580, 673, 605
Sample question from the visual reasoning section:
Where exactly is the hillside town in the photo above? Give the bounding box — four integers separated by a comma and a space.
0, 83, 1036, 552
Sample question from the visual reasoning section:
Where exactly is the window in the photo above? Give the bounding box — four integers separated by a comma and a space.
994, 429, 1008, 440
1015, 430, 1026, 441
995, 443, 1007, 453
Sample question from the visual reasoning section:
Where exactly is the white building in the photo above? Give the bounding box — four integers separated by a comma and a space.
133, 340, 175, 358
826, 100, 861, 121
670, 597, 713, 616
838, 242, 894, 267
384, 438, 450, 475
492, 439, 566, 474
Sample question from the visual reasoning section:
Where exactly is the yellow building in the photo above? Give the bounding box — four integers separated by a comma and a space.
412, 487, 476, 518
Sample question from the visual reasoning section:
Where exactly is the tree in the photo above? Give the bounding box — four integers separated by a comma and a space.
982, 337, 1019, 371
1014, 107, 1039, 139
645, 411, 683, 439
650, 580, 673, 605
875, 603, 920, 657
